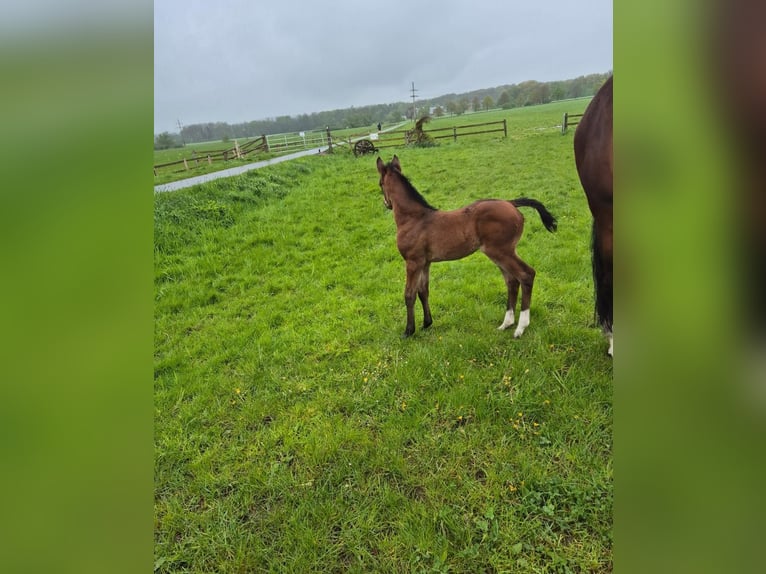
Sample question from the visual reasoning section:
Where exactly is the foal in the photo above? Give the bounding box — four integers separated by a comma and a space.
376, 155, 557, 338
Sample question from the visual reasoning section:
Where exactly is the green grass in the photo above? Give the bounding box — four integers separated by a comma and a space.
154, 100, 591, 186
154, 102, 611, 573
153, 138, 285, 186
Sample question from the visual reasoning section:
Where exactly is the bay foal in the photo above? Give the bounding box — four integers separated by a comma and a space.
376, 155, 557, 338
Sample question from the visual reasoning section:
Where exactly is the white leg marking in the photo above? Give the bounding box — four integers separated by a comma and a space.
513, 309, 530, 338
498, 309, 515, 330
607, 332, 613, 357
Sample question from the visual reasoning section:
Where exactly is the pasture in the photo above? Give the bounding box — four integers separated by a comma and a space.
154, 138, 281, 186
154, 99, 612, 572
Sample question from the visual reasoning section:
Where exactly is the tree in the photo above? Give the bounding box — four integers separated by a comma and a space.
166, 72, 612, 144
472, 96, 481, 112
550, 82, 565, 102
154, 132, 179, 150
433, 106, 445, 117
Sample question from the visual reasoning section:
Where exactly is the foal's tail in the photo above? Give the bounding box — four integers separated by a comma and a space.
510, 198, 558, 232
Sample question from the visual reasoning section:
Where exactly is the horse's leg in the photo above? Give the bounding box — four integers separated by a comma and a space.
403, 259, 423, 337
505, 255, 536, 338
419, 262, 433, 329
607, 330, 613, 357
497, 270, 520, 331
592, 218, 613, 356
483, 247, 535, 337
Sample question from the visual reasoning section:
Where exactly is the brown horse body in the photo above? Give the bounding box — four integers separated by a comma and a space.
376, 156, 557, 338
574, 75, 613, 355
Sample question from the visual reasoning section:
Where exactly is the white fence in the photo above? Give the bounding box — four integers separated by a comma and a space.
265, 129, 329, 153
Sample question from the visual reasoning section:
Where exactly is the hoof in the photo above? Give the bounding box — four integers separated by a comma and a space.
498, 310, 515, 331
512, 310, 529, 339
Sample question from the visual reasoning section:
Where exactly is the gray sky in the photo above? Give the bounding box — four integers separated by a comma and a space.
154, 1, 612, 134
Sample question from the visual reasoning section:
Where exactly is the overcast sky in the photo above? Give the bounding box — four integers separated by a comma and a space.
154, 1, 612, 134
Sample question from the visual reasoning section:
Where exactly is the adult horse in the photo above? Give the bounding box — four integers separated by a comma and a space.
376, 155, 557, 338
712, 1, 766, 339
574, 75, 613, 356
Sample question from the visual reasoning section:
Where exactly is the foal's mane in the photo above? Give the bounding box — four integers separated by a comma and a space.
388, 165, 437, 211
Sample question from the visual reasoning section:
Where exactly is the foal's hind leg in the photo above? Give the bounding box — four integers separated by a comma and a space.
497, 272, 520, 331
419, 263, 433, 329
511, 256, 536, 339
486, 250, 536, 338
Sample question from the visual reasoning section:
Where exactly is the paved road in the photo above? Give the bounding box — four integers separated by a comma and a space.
154, 122, 409, 193
154, 146, 329, 193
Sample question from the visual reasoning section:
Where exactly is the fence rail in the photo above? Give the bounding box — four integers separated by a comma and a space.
155, 119, 508, 176
561, 112, 584, 135
154, 128, 336, 176
347, 119, 507, 152
265, 129, 330, 153
153, 136, 270, 176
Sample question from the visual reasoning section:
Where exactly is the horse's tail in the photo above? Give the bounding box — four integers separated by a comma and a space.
591, 221, 613, 332
510, 198, 558, 232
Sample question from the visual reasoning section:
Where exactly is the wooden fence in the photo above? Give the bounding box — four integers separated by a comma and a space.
342, 119, 508, 153
154, 119, 507, 176
561, 112, 583, 135
153, 136, 269, 176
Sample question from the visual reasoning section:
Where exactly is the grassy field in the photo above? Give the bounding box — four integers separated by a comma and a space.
153, 138, 283, 186
154, 99, 612, 573
153, 100, 591, 187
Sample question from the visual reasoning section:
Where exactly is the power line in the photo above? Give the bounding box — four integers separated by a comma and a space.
177, 119, 185, 146
410, 82, 418, 122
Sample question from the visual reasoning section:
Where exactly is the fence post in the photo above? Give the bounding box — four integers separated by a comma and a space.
503, 118, 507, 138
207, 155, 212, 165
262, 134, 269, 153
326, 126, 333, 153
453, 127, 457, 142
235, 139, 241, 159
183, 158, 189, 170
153, 167, 157, 177
562, 113, 568, 135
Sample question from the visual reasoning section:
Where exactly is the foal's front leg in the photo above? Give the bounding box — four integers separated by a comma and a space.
403, 260, 422, 337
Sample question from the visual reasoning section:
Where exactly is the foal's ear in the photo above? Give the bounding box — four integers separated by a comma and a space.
391, 155, 401, 172
376, 156, 385, 175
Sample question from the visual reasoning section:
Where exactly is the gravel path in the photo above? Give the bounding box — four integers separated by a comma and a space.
154, 122, 409, 193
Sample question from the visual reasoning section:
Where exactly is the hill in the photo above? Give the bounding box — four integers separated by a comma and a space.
157, 72, 611, 145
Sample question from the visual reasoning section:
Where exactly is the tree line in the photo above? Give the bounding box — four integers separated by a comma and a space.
155, 72, 611, 148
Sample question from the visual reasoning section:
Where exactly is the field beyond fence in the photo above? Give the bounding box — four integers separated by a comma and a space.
153, 107, 554, 186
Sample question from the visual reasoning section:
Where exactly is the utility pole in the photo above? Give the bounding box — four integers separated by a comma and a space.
177, 119, 185, 146
410, 81, 418, 123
